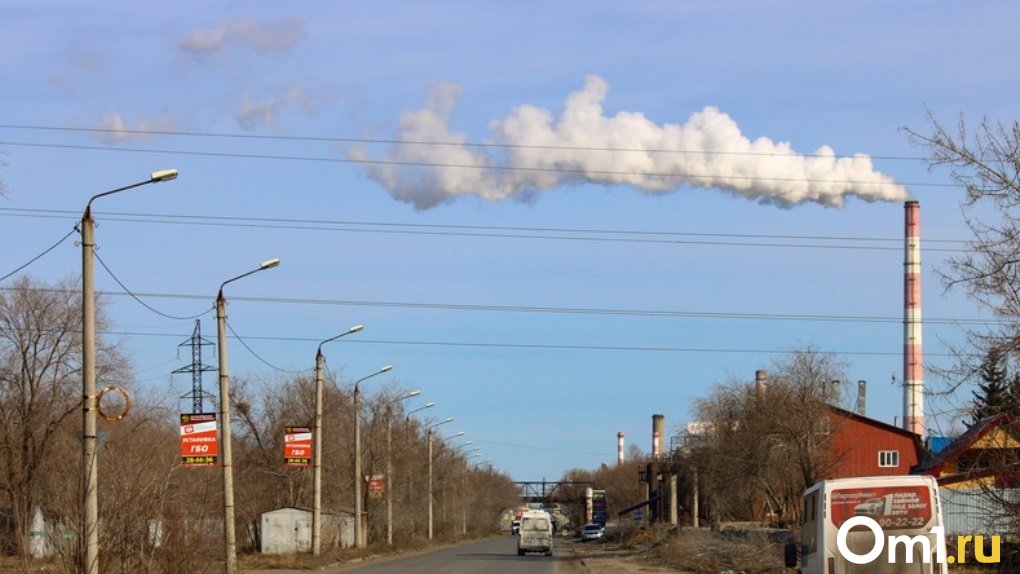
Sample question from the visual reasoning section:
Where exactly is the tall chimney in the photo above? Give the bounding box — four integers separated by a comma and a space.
755, 370, 767, 400
617, 432, 625, 465
652, 414, 665, 458
903, 201, 925, 436
856, 380, 867, 416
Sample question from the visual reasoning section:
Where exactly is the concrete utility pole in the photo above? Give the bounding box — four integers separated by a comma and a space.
313, 325, 364, 556
217, 258, 280, 574
426, 418, 455, 540
81, 169, 177, 574
386, 390, 420, 545
353, 365, 393, 549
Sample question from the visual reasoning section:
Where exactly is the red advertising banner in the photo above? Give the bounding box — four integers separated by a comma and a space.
284, 426, 312, 468
367, 474, 385, 498
180, 413, 218, 467
830, 485, 933, 531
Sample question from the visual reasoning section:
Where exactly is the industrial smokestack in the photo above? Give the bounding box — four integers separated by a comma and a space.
617, 432, 625, 465
829, 380, 841, 404
856, 380, 867, 416
903, 201, 924, 436
652, 414, 665, 458
755, 370, 767, 400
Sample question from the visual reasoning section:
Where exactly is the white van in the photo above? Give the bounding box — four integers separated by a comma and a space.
516, 509, 553, 556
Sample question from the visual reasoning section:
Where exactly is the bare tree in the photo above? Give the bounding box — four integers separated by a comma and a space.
0, 276, 128, 562
692, 349, 847, 525
905, 114, 1020, 389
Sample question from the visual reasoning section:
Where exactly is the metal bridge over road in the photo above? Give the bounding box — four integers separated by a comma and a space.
513, 480, 592, 503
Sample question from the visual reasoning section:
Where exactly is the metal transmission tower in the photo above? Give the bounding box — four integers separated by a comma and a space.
174, 319, 217, 413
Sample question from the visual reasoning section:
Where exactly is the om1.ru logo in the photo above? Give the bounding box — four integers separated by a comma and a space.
837, 515, 1000, 566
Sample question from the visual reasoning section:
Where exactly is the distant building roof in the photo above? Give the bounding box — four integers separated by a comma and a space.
927, 436, 956, 454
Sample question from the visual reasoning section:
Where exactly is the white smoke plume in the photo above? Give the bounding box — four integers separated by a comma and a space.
351, 76, 909, 210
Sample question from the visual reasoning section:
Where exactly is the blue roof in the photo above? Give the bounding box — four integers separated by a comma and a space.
928, 436, 956, 453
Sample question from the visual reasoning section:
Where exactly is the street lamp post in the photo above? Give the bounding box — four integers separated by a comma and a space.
386, 390, 420, 546
217, 258, 280, 574
353, 365, 393, 549
404, 402, 434, 538
312, 325, 364, 556
426, 420, 457, 540
81, 169, 177, 574
462, 451, 482, 536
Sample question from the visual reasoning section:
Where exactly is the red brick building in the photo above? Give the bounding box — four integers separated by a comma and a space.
823, 406, 925, 479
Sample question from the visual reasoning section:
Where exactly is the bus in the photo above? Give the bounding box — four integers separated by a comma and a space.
786, 475, 946, 574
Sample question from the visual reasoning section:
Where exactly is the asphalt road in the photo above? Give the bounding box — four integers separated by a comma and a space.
326, 536, 562, 574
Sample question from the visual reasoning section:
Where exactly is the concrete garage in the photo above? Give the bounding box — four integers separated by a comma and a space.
260, 507, 357, 554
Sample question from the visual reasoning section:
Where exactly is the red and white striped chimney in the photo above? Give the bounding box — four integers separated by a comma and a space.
903, 201, 925, 436
617, 432, 625, 464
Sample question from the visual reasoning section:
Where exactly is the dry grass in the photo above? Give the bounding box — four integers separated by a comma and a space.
652, 528, 787, 574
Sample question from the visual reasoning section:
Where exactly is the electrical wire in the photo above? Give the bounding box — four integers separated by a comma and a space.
224, 319, 309, 374
0, 207, 971, 253
0, 226, 77, 282
95, 329, 973, 359
0, 140, 959, 190
0, 284, 1002, 327
93, 250, 212, 321
0, 122, 931, 162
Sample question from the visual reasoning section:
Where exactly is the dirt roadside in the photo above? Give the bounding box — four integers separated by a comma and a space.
558, 538, 684, 574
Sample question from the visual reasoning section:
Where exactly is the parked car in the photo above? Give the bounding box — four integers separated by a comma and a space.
580, 523, 605, 541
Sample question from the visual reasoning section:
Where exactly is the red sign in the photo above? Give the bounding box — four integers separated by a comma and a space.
284, 426, 312, 467
830, 486, 933, 531
180, 413, 218, 467
367, 474, 385, 498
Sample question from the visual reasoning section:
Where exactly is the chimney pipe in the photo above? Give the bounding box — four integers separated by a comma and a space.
652, 414, 665, 458
856, 380, 867, 416
755, 370, 767, 400
617, 432, 625, 464
903, 201, 925, 436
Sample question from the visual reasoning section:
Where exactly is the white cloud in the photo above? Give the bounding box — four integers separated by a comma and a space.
92, 111, 181, 144
178, 17, 304, 56
234, 86, 313, 131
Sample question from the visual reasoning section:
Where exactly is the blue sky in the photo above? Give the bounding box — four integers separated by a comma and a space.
2, 1, 1018, 482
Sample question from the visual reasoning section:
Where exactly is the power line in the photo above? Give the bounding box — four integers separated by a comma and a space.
0, 226, 77, 282
0, 285, 999, 327
93, 251, 211, 321
0, 123, 932, 162
0, 140, 958, 190
97, 329, 969, 358
0, 207, 970, 252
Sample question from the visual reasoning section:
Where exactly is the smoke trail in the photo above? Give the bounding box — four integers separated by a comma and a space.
350, 76, 909, 210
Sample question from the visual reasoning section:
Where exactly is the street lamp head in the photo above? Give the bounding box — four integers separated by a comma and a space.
380, 365, 393, 373
407, 390, 422, 398
348, 324, 365, 334
424, 402, 435, 408
149, 169, 178, 182
260, 258, 281, 270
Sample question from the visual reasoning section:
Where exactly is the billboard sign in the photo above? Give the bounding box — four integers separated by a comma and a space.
284, 426, 312, 468
180, 413, 218, 467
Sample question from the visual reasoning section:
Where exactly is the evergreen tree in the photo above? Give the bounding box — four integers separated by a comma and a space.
971, 347, 1019, 424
